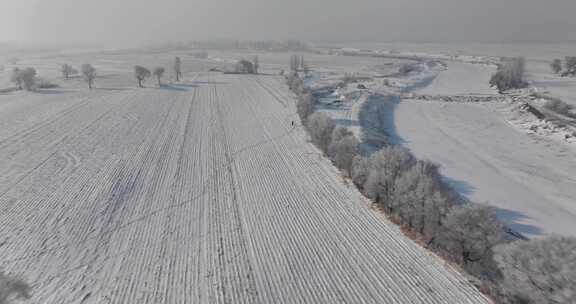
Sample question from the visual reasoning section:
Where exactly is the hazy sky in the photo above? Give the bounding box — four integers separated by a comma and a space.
1, 0, 576, 46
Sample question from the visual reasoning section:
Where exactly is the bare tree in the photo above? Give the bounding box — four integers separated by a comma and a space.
81, 64, 96, 89
134, 66, 151, 88
494, 236, 576, 304
61, 64, 77, 80
440, 204, 504, 268
0, 271, 31, 304
550, 59, 562, 75
174, 57, 182, 81
306, 112, 336, 153
153, 67, 165, 86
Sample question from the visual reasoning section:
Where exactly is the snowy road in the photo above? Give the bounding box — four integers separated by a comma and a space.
0, 73, 489, 303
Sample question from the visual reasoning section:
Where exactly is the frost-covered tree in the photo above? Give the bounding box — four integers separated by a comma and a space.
0, 271, 31, 304
297, 92, 315, 123
81, 64, 96, 89
363, 147, 414, 207
494, 236, 576, 304
61, 64, 77, 80
328, 133, 359, 176
10, 68, 22, 90
11, 68, 36, 91
550, 59, 562, 75
330, 126, 354, 147
174, 57, 182, 81
392, 160, 455, 237
252, 56, 259, 74
490, 57, 527, 93
20, 68, 36, 91
235, 60, 255, 74
306, 112, 336, 153
351, 156, 370, 189
440, 204, 505, 268
562, 56, 576, 77
287, 72, 304, 94
134, 66, 151, 88
153, 67, 165, 86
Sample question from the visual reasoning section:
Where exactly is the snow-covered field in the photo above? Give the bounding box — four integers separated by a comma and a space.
0, 51, 490, 303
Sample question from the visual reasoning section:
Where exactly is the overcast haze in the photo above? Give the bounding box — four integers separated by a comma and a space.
1, 0, 576, 47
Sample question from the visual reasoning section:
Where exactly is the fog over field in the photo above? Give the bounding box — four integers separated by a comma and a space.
0, 1, 575, 304
2, 0, 576, 46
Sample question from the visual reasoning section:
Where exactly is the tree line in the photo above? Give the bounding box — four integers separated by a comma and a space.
9, 57, 184, 91
288, 64, 576, 304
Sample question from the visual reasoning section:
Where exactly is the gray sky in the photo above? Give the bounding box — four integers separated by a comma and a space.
1, 0, 576, 47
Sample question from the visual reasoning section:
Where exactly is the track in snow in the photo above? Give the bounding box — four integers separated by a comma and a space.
0, 73, 489, 303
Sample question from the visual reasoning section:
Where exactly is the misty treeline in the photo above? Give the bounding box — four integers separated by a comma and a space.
550, 56, 576, 77
287, 67, 576, 304
192, 39, 309, 52
489, 57, 527, 93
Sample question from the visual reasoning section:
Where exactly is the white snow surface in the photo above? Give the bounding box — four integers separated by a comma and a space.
0, 51, 490, 304
416, 63, 497, 96
394, 100, 576, 238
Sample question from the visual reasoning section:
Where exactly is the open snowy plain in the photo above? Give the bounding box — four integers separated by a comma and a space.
0, 50, 491, 303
